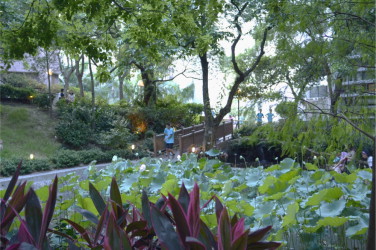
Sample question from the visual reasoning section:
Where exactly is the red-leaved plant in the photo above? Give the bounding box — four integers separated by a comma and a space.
0, 162, 58, 249
148, 182, 281, 250
66, 179, 280, 249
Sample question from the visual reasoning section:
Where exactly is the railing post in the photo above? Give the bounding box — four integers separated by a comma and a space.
179, 135, 183, 156
153, 133, 157, 156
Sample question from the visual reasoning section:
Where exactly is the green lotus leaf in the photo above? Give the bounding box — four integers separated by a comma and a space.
282, 202, 299, 227
305, 187, 343, 207
280, 169, 301, 183
331, 172, 357, 183
357, 170, 372, 181
316, 200, 346, 217
253, 201, 275, 219
264, 192, 285, 201
247, 172, 262, 187
346, 218, 368, 237
280, 158, 297, 172
265, 164, 281, 172
205, 148, 221, 157
305, 163, 319, 170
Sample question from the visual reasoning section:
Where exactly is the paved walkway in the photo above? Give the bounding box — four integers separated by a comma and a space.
0, 154, 178, 190
0, 163, 110, 190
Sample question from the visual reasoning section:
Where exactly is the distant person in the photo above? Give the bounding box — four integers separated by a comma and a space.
331, 147, 355, 173
67, 91, 75, 102
164, 123, 175, 156
266, 109, 274, 123
256, 109, 264, 125
361, 150, 373, 168
58, 89, 65, 100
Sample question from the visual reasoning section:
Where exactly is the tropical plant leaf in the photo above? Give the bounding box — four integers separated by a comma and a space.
248, 225, 272, 243
218, 207, 231, 250
150, 205, 184, 249
177, 182, 190, 213
25, 188, 42, 243
37, 175, 57, 249
89, 182, 106, 215
64, 219, 93, 247
74, 206, 99, 225
168, 193, 190, 244
187, 183, 201, 237
110, 177, 122, 208
186, 236, 206, 250
141, 190, 152, 228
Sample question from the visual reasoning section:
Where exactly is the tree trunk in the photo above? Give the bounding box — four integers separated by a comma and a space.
75, 55, 85, 97
141, 70, 156, 106
118, 73, 125, 100
59, 54, 75, 96
88, 57, 95, 108
200, 53, 215, 150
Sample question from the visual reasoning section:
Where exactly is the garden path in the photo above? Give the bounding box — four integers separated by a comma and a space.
0, 162, 110, 190
0, 154, 177, 190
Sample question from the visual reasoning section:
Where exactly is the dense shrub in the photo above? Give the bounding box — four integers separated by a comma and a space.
0, 84, 35, 103
33, 93, 53, 108
52, 150, 82, 168
51, 148, 138, 169
98, 117, 135, 149
55, 99, 125, 149
55, 120, 92, 148
0, 158, 52, 176
1, 73, 42, 88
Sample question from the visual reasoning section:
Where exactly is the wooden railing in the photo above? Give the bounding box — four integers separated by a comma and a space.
153, 121, 233, 156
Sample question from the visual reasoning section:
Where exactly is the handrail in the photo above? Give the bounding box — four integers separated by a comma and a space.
153, 121, 234, 156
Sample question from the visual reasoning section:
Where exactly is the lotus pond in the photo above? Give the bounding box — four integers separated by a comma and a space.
19, 154, 372, 249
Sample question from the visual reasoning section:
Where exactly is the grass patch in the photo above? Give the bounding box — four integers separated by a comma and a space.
0, 103, 61, 160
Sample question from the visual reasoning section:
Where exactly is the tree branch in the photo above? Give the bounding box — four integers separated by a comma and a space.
300, 98, 375, 140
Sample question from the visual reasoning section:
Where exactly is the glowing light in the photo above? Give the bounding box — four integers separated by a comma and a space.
48, 69, 53, 75
30, 154, 34, 160
192, 147, 196, 153
29, 95, 34, 99
131, 144, 135, 150
137, 80, 144, 87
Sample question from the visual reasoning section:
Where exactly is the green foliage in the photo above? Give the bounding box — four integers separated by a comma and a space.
98, 117, 135, 149
33, 93, 52, 109
55, 100, 120, 149
1, 73, 43, 89
0, 158, 51, 176
0, 84, 35, 103
1, 154, 371, 248
138, 100, 203, 132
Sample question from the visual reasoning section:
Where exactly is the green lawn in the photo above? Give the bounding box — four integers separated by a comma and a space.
0, 103, 61, 160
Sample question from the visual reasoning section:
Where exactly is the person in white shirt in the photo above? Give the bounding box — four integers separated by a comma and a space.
361, 150, 373, 168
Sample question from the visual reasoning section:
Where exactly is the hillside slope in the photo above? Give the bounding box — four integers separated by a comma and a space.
0, 103, 61, 159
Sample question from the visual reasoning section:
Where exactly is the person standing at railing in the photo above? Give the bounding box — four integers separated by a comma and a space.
256, 109, 264, 126
164, 123, 175, 156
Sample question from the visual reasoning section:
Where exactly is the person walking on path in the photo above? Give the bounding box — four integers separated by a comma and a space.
266, 109, 274, 123
164, 123, 175, 156
256, 109, 264, 126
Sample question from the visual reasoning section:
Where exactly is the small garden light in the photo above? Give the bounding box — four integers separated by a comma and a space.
192, 147, 196, 153
131, 144, 135, 150
29, 154, 34, 160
